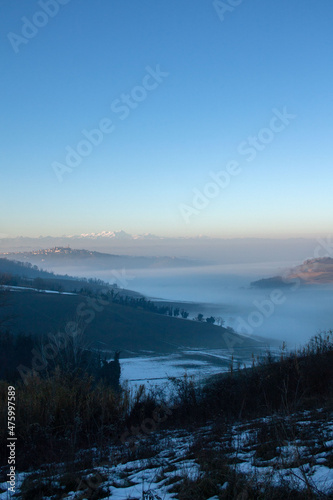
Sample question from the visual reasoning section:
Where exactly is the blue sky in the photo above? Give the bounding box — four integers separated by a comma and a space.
1, 0, 333, 238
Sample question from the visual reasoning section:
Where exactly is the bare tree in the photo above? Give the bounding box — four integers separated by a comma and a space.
215, 316, 225, 327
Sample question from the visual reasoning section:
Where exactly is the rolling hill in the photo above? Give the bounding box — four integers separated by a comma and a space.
0, 289, 262, 356
251, 257, 333, 288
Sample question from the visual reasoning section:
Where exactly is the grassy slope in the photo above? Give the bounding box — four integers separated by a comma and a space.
1, 290, 261, 354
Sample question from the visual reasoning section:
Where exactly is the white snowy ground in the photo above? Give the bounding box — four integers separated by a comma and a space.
2, 408, 333, 499
120, 352, 230, 394
119, 348, 258, 395
1, 285, 76, 295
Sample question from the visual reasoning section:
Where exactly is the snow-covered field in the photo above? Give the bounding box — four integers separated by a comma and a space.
1, 285, 76, 295
119, 348, 256, 394
3, 408, 333, 499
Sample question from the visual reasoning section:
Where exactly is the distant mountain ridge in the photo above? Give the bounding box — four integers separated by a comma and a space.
1, 246, 204, 271
251, 257, 333, 287
73, 230, 161, 240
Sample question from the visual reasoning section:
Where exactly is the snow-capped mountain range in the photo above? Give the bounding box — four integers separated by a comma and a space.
71, 230, 162, 240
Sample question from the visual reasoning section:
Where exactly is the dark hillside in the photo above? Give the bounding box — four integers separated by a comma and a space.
0, 290, 260, 354
0, 257, 144, 297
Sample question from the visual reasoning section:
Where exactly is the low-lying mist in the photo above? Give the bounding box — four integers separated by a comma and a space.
54, 262, 333, 348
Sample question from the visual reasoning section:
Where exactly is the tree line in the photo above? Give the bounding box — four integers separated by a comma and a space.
87, 289, 227, 325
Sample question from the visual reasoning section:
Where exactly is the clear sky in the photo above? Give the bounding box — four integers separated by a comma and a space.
1, 0, 332, 238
